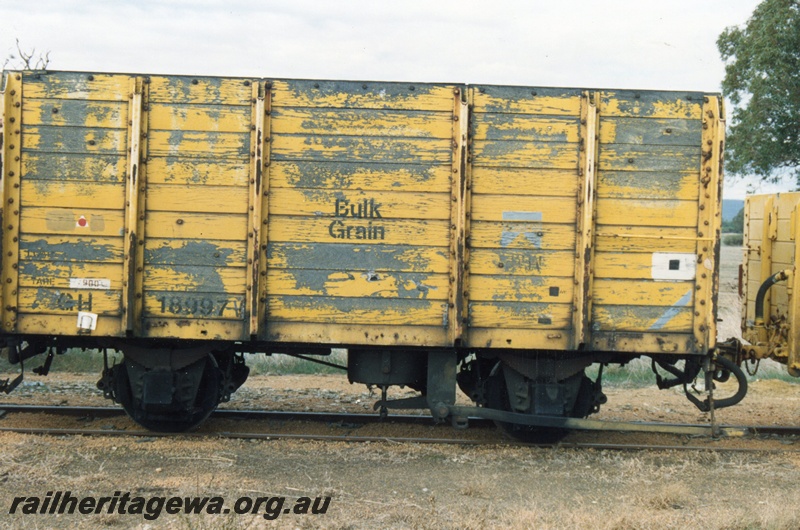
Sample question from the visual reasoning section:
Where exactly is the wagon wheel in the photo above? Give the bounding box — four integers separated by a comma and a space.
484, 362, 595, 443
113, 354, 221, 433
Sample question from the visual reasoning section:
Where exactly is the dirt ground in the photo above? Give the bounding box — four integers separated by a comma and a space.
2, 244, 800, 529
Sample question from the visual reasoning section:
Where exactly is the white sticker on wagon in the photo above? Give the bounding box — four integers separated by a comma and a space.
77, 311, 98, 331
651, 253, 696, 281
69, 278, 111, 290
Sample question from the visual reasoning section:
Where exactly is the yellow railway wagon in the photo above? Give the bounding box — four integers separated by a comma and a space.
741, 193, 800, 376
1, 70, 730, 436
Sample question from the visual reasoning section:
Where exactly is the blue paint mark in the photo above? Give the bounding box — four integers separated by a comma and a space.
649, 289, 693, 330
500, 211, 542, 248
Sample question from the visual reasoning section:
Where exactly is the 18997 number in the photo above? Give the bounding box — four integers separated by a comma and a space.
155, 295, 244, 319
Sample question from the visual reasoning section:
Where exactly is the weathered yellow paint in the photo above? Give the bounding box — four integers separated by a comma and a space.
148, 103, 251, 133
468, 276, 574, 303
469, 302, 573, 329
470, 168, 579, 197
18, 287, 121, 315
22, 73, 133, 101
271, 135, 451, 164
267, 270, 449, 300
16, 314, 124, 337
471, 115, 580, 142
471, 91, 582, 116
470, 195, 577, 224
267, 296, 447, 326
146, 158, 250, 187
146, 212, 248, 240
268, 217, 450, 246
268, 188, 451, 220
270, 108, 453, 138
595, 226, 702, 253
21, 181, 125, 210
468, 249, 575, 276
594, 252, 661, 279
22, 153, 128, 182
465, 328, 572, 350
597, 171, 699, 201
147, 130, 249, 158
22, 126, 128, 153
19, 235, 124, 263
21, 208, 125, 237
598, 91, 702, 119
471, 140, 579, 169
592, 305, 693, 332
142, 318, 245, 340
269, 160, 452, 192
148, 76, 254, 105
470, 222, 577, 250
147, 184, 249, 214
266, 322, 448, 347
593, 279, 694, 306
266, 243, 450, 274
19, 262, 123, 290
596, 198, 699, 227
144, 265, 246, 292
270, 80, 457, 111
22, 99, 129, 128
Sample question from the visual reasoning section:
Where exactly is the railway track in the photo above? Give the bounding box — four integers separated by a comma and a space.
0, 404, 798, 452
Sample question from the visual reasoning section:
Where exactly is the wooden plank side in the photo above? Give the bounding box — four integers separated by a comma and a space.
22, 153, 126, 182
471, 140, 578, 169
20, 235, 124, 263
595, 227, 700, 253
271, 108, 453, 138
468, 302, 572, 329
144, 265, 246, 294
22, 72, 132, 101
596, 198, 699, 227
147, 184, 249, 214
470, 222, 577, 250
267, 296, 447, 326
19, 262, 124, 290
21, 208, 124, 237
598, 91, 703, 119
21, 181, 125, 210
468, 248, 575, 276
144, 292, 246, 320
599, 117, 702, 145
145, 212, 248, 240
147, 131, 250, 158
593, 279, 695, 306
148, 76, 254, 105
269, 161, 452, 192
267, 243, 450, 274
469, 276, 574, 303
597, 144, 700, 172
471, 86, 582, 116
270, 80, 456, 111
22, 99, 129, 128
268, 188, 451, 220
472, 114, 580, 142
23, 126, 127, 154
145, 239, 247, 267
471, 168, 579, 197
592, 305, 694, 332
19, 287, 121, 315
267, 270, 449, 300
271, 135, 452, 164
594, 252, 693, 280
148, 103, 251, 133
597, 171, 699, 201
269, 216, 450, 246
471, 195, 577, 223
146, 157, 250, 186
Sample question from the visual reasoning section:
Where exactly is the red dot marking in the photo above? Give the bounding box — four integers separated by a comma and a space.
78, 217, 87, 227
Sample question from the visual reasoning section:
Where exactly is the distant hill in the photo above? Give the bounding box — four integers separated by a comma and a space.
722, 199, 744, 221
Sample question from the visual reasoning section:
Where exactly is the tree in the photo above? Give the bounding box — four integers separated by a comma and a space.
3, 39, 50, 70
717, 0, 800, 183
722, 207, 744, 234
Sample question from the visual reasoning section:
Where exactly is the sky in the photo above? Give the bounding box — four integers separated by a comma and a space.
0, 0, 790, 199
